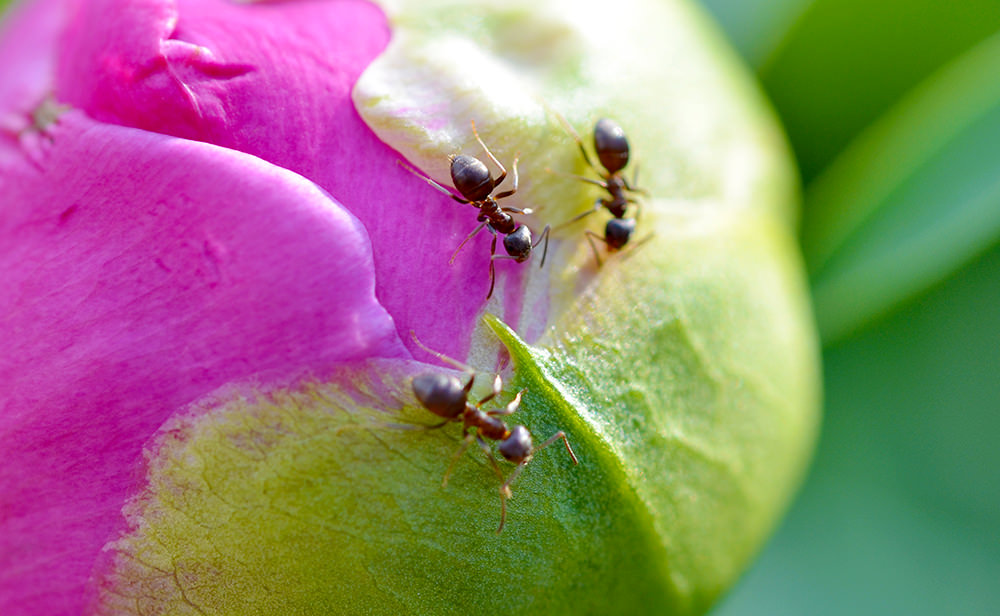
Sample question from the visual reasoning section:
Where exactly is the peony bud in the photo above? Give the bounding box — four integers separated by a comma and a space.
0, 0, 819, 614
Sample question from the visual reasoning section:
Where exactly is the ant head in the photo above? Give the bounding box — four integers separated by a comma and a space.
498, 425, 533, 464
502, 225, 533, 262
450, 155, 494, 202
412, 373, 467, 419
605, 217, 636, 251
593, 118, 630, 175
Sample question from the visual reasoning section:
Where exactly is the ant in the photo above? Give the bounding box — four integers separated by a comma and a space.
409, 332, 578, 534
398, 121, 550, 299
551, 115, 647, 265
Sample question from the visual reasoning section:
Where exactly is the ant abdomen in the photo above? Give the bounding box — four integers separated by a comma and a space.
450, 155, 494, 201
594, 118, 630, 174
412, 373, 469, 419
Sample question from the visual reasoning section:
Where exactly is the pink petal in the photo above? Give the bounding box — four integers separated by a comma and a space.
56, 0, 535, 359
0, 111, 405, 614
0, 0, 71, 163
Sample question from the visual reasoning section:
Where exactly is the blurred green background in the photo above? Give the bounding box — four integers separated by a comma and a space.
699, 0, 1000, 614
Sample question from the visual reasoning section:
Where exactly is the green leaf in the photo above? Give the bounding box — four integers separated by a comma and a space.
758, 0, 1000, 180
803, 32, 1000, 342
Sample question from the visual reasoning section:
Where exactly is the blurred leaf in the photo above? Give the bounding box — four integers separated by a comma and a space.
696, 0, 813, 66
802, 32, 1000, 342
712, 234, 1000, 616
759, 0, 1000, 181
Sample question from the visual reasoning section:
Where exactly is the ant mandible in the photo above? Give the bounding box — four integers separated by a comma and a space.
552, 115, 647, 265
399, 121, 550, 299
409, 332, 578, 534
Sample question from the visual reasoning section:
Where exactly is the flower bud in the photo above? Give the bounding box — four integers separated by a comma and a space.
0, 0, 819, 614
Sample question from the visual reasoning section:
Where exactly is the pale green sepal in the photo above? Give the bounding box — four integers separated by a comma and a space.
96, 359, 693, 614
489, 202, 822, 613
354, 0, 798, 228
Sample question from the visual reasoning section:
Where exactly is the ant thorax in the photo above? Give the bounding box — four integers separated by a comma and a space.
466, 409, 509, 441
482, 204, 518, 235
604, 177, 630, 218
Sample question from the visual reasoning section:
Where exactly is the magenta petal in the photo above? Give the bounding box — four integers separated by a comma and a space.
55, 0, 520, 359
0, 0, 71, 162
0, 111, 405, 614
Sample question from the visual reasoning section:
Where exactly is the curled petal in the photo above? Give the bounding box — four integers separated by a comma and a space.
55, 0, 501, 358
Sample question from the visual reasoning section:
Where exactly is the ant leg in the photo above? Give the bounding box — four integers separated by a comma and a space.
549, 108, 603, 177
534, 224, 551, 268
496, 492, 509, 535
545, 166, 609, 189
490, 254, 523, 292
623, 163, 650, 196
450, 220, 489, 265
556, 198, 605, 230
333, 418, 451, 436
533, 430, 580, 464
442, 430, 476, 488
494, 155, 519, 199
462, 373, 477, 397
584, 230, 607, 267
626, 196, 643, 221
475, 434, 509, 486
491, 251, 533, 272
397, 159, 469, 204
471, 435, 512, 534
475, 374, 504, 409
487, 388, 525, 417
409, 330, 506, 408
623, 163, 639, 191
500, 206, 532, 215
409, 331, 478, 378
487, 232, 499, 299
500, 461, 529, 499
470, 120, 507, 186
497, 459, 533, 533
620, 232, 657, 262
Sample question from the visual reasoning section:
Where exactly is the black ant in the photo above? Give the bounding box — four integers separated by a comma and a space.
409, 332, 578, 534
551, 116, 647, 265
398, 121, 550, 299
